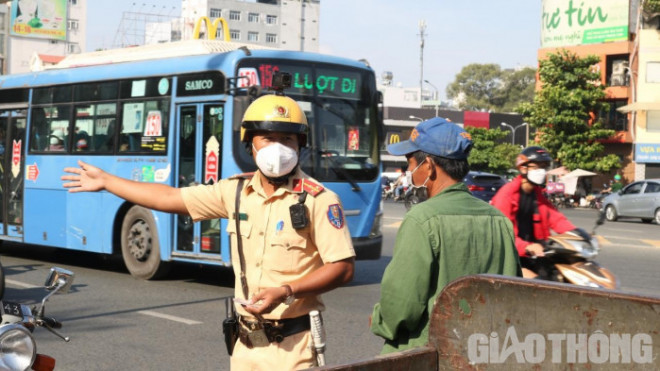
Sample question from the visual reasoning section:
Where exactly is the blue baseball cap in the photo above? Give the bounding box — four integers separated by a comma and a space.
387, 117, 473, 159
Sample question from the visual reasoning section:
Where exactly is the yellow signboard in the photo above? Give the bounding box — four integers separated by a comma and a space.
193, 17, 230, 41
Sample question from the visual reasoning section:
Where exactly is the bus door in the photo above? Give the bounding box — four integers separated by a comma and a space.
0, 108, 27, 239
174, 103, 226, 261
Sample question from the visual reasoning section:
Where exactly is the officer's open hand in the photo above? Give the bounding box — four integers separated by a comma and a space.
62, 160, 106, 192
242, 286, 288, 316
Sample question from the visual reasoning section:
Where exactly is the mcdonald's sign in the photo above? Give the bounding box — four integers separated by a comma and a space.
193, 17, 230, 41
388, 133, 401, 145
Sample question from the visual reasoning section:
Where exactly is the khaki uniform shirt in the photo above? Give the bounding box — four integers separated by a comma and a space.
181, 169, 355, 320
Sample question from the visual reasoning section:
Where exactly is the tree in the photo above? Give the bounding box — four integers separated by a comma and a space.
500, 68, 537, 113
446, 64, 536, 113
466, 126, 520, 174
517, 50, 619, 172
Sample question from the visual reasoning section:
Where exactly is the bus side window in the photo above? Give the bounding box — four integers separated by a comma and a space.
30, 108, 49, 151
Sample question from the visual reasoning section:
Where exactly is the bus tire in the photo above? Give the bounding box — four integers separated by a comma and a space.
121, 206, 170, 280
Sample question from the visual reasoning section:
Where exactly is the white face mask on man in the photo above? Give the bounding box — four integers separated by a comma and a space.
526, 168, 547, 186
254, 142, 298, 178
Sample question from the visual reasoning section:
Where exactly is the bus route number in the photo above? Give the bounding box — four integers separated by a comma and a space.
237, 68, 260, 88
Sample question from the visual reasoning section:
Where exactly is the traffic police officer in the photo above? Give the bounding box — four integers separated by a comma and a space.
62, 92, 356, 370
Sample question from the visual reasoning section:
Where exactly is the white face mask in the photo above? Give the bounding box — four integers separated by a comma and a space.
254, 142, 298, 178
406, 160, 431, 202
527, 168, 547, 186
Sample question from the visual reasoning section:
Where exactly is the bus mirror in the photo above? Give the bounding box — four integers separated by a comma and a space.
233, 96, 252, 131
247, 85, 261, 100
377, 91, 385, 143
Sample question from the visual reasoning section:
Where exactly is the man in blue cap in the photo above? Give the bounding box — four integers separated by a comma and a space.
369, 117, 520, 353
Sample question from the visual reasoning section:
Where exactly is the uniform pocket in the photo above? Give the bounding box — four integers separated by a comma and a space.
265, 232, 309, 273
226, 220, 253, 237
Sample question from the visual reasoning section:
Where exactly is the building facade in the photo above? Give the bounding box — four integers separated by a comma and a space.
378, 81, 525, 172
537, 0, 652, 186
180, 0, 319, 52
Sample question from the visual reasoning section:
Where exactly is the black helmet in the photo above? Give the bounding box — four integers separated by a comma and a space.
516, 146, 552, 168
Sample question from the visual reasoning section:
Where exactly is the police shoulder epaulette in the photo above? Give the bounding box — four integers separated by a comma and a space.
293, 179, 324, 196
229, 172, 255, 180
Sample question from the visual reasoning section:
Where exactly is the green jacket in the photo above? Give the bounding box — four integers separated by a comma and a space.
370, 183, 520, 354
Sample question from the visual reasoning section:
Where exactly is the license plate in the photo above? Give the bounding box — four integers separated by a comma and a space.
1, 301, 24, 319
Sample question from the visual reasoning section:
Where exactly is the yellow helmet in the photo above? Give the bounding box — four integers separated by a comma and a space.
241, 94, 308, 146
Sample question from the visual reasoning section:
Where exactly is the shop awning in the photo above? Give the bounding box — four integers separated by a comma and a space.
617, 101, 660, 113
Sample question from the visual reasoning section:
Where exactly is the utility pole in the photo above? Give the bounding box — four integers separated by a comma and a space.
418, 20, 427, 98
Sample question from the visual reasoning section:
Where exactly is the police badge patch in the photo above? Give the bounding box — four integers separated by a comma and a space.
327, 204, 344, 229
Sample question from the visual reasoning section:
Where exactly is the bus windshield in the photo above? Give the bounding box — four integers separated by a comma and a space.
236, 60, 380, 182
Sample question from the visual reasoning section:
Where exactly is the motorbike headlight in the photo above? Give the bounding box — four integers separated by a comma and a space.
567, 239, 598, 259
0, 324, 36, 371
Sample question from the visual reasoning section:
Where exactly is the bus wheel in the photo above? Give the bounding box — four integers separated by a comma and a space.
121, 206, 170, 280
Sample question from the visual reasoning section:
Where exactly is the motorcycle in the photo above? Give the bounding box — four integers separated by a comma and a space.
381, 182, 394, 200
401, 187, 421, 211
0, 267, 74, 371
521, 212, 618, 289
391, 185, 421, 211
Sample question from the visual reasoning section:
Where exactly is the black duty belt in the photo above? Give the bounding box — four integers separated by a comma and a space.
238, 315, 311, 348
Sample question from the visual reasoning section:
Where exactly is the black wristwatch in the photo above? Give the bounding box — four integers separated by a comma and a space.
282, 284, 295, 305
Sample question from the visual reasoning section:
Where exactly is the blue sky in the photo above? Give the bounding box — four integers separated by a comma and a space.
87, 0, 542, 99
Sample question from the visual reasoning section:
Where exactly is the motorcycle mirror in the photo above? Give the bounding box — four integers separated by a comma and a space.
44, 267, 75, 294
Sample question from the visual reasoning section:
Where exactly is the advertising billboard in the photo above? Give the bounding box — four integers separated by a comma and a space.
10, 0, 68, 41
541, 0, 629, 48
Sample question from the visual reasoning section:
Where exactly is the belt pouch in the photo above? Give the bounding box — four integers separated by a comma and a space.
223, 297, 239, 356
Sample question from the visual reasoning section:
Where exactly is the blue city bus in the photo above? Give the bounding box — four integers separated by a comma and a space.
0, 40, 383, 279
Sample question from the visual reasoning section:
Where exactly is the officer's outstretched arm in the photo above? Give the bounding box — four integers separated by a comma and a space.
62, 160, 189, 215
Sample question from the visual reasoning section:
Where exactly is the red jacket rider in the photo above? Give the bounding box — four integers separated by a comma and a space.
491, 146, 575, 259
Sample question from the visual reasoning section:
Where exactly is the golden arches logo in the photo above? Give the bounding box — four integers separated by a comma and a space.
389, 134, 401, 144
193, 17, 230, 41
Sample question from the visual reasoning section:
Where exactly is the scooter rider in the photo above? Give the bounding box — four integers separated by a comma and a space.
491, 146, 576, 278
62, 82, 355, 370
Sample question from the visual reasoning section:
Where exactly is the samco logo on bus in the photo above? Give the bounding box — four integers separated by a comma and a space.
185, 80, 214, 91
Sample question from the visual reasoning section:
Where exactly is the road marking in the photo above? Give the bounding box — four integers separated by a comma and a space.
385, 221, 401, 228
595, 235, 611, 245
138, 310, 202, 325
6, 279, 39, 289
641, 239, 660, 248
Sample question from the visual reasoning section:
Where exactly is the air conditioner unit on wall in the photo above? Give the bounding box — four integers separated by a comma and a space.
611, 60, 629, 86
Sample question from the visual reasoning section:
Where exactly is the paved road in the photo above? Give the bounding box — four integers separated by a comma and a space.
0, 202, 658, 369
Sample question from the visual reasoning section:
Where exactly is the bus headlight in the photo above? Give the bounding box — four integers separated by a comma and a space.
370, 211, 383, 238
0, 324, 36, 371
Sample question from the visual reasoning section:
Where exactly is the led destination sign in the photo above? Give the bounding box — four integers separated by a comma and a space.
237, 61, 362, 100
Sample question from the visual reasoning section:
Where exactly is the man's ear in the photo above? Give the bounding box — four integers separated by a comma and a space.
427, 158, 437, 178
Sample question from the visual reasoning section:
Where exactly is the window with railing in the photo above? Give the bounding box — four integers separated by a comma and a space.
248, 13, 260, 23
266, 15, 278, 25
229, 11, 241, 21
230, 30, 240, 40
248, 32, 259, 42
600, 100, 628, 132
266, 33, 277, 43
